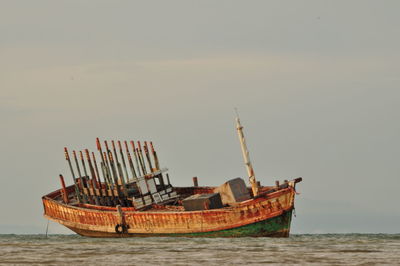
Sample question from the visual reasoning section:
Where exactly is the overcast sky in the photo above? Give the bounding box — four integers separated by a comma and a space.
1, 1, 399, 234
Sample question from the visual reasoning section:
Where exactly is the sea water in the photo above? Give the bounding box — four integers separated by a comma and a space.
0, 234, 399, 265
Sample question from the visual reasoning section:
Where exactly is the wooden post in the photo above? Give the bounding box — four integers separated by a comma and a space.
118, 140, 130, 183
63, 148, 82, 203
80, 150, 99, 205
130, 141, 142, 177
116, 205, 127, 233
72, 150, 89, 204
124, 141, 137, 180
150, 141, 160, 170
192, 177, 198, 187
59, 174, 69, 204
112, 140, 127, 186
144, 141, 154, 172
137, 142, 147, 175
235, 113, 259, 196
96, 138, 113, 189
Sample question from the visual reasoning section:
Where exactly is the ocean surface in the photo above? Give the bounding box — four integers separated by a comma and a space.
0, 234, 399, 265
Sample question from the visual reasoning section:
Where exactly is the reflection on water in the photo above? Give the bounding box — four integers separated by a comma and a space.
0, 234, 399, 265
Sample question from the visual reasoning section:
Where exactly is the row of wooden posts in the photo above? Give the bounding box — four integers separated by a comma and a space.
61, 138, 169, 207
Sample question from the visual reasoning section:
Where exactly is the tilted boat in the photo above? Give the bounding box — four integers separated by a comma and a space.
42, 116, 302, 237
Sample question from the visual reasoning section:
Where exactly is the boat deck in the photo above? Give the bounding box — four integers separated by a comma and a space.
46, 184, 279, 213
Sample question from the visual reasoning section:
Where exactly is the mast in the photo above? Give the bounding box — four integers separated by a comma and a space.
235, 111, 259, 196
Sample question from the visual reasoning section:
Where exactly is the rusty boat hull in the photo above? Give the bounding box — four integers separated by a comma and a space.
42, 185, 297, 238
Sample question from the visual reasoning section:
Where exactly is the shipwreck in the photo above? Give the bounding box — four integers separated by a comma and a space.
42, 116, 302, 237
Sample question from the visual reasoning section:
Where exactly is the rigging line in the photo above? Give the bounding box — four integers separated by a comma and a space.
45, 220, 49, 238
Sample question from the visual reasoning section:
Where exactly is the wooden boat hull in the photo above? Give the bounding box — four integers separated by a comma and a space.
43, 186, 297, 238
65, 210, 292, 237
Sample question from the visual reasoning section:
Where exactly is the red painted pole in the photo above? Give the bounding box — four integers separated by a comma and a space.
144, 141, 154, 172
59, 174, 69, 204
150, 141, 160, 170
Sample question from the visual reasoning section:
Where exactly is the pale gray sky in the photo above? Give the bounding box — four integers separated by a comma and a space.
1, 1, 399, 234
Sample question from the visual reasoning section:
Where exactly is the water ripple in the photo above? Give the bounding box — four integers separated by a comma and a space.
0, 234, 399, 265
